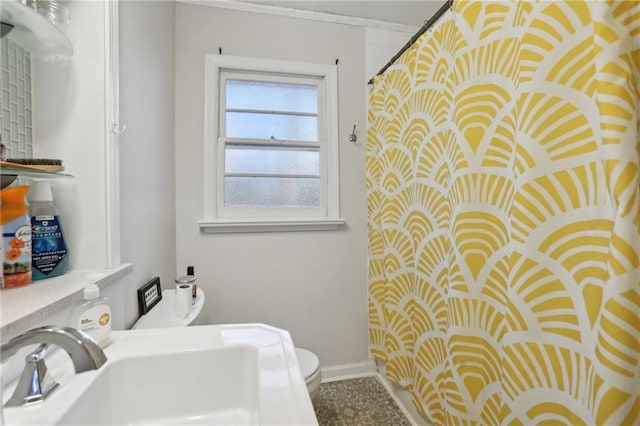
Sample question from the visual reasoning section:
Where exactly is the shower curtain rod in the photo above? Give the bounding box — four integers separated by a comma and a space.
367, 0, 453, 85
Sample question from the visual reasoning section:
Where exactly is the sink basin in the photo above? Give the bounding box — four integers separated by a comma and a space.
2, 324, 317, 425
60, 346, 258, 425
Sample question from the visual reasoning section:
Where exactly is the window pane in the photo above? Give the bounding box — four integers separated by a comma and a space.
225, 177, 320, 208
225, 145, 319, 175
226, 112, 317, 141
226, 80, 317, 113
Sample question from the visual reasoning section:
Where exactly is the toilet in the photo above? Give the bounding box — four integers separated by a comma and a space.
295, 347, 322, 400
132, 287, 322, 399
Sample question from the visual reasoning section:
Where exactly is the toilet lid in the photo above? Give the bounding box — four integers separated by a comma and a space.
295, 347, 319, 379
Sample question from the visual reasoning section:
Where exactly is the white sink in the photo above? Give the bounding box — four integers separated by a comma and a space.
3, 324, 317, 425
60, 346, 259, 425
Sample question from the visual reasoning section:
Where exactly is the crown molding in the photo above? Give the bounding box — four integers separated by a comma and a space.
177, 0, 419, 33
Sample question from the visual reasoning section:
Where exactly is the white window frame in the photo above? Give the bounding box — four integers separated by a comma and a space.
199, 55, 344, 233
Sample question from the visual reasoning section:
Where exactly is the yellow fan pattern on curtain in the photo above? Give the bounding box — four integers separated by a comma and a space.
367, 1, 640, 424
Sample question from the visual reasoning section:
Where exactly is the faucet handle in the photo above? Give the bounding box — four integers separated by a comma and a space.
6, 344, 61, 407
25, 343, 50, 363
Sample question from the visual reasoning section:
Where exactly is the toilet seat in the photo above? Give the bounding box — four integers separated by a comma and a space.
295, 347, 320, 381
294, 347, 321, 399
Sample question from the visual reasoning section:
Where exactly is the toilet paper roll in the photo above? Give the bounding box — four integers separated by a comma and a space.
175, 284, 193, 319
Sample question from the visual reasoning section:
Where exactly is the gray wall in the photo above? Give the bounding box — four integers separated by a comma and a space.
174, 3, 369, 367
119, 1, 176, 328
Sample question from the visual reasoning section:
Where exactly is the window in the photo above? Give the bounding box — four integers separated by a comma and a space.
201, 55, 343, 233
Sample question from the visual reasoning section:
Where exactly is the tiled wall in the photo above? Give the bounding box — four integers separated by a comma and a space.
1, 37, 33, 158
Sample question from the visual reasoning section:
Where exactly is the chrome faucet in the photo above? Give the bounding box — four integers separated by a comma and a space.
0, 326, 107, 407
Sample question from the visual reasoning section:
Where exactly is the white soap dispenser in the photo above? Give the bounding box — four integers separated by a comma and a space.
74, 283, 112, 348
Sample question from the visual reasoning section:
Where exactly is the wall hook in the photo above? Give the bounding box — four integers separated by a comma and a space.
112, 123, 127, 135
349, 125, 357, 143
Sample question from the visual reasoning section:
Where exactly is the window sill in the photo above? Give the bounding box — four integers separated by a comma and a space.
198, 217, 346, 233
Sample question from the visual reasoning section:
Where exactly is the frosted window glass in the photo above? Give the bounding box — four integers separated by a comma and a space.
226, 112, 317, 141
225, 145, 319, 175
225, 177, 320, 208
226, 80, 317, 113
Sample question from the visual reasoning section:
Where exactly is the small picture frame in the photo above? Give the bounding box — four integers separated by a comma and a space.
137, 276, 162, 315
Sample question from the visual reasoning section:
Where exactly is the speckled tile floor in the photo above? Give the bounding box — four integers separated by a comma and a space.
313, 377, 411, 425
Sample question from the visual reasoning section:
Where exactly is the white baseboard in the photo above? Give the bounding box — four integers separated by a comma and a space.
320, 359, 377, 383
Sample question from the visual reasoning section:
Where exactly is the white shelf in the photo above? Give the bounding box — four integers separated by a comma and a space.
1, 0, 73, 56
132, 289, 206, 329
0, 264, 133, 343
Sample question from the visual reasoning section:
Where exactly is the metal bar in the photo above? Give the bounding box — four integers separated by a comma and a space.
367, 0, 453, 85
222, 137, 320, 149
224, 173, 321, 179
226, 108, 318, 118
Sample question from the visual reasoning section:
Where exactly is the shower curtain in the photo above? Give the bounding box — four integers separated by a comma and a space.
367, 1, 640, 424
